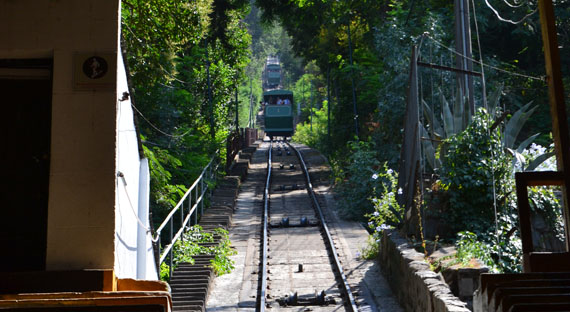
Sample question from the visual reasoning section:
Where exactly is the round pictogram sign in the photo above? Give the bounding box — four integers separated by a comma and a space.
82, 56, 108, 79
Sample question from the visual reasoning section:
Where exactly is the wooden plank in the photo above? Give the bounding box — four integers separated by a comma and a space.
538, 0, 570, 247
0, 295, 171, 311
0, 270, 115, 294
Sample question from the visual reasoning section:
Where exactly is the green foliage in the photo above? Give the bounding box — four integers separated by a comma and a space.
455, 231, 500, 271
363, 166, 404, 256
439, 109, 513, 233
159, 262, 171, 281
359, 235, 380, 260
160, 225, 237, 281
335, 140, 381, 220
439, 114, 561, 273
455, 228, 522, 273
208, 228, 237, 275
143, 144, 186, 207
528, 186, 565, 244
122, 0, 252, 228
292, 99, 329, 151
366, 166, 403, 230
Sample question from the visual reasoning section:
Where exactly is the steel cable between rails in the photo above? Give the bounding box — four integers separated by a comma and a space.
421, 33, 546, 82
290, 143, 359, 312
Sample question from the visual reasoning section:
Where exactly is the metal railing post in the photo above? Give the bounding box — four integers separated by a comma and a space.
200, 177, 204, 215
188, 194, 192, 225
194, 184, 198, 224
180, 199, 184, 241
169, 221, 173, 280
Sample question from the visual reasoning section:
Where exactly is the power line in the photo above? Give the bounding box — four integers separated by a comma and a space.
422, 33, 545, 82
122, 22, 188, 85
131, 103, 192, 139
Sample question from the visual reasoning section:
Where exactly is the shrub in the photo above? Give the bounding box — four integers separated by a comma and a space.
335, 140, 382, 220
363, 166, 404, 258
439, 108, 513, 234
160, 225, 236, 281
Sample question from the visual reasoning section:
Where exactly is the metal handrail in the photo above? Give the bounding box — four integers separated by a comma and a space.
153, 152, 220, 277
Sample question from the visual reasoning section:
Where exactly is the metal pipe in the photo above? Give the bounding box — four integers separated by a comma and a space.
169, 221, 173, 280
137, 158, 150, 279
200, 178, 204, 216
195, 182, 198, 224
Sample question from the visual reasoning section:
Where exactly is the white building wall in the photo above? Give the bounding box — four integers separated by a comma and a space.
0, 0, 157, 278
114, 35, 158, 280
0, 0, 119, 270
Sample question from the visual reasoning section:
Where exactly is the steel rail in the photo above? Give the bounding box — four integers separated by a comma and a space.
290, 143, 359, 312
259, 140, 272, 311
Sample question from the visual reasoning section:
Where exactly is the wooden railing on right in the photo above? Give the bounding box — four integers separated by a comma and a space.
473, 0, 570, 311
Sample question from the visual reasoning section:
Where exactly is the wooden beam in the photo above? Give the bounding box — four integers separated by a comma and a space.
538, 0, 570, 248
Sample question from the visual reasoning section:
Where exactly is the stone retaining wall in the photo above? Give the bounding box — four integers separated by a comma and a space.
379, 230, 471, 312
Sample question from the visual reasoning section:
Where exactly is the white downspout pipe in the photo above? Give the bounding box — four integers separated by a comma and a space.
137, 158, 150, 279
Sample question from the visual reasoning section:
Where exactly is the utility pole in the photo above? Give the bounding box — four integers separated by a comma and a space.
235, 87, 239, 130
347, 17, 359, 138
302, 77, 305, 117
248, 78, 253, 127
455, 0, 474, 115
538, 0, 570, 244
327, 67, 331, 144
310, 82, 313, 132
205, 38, 214, 141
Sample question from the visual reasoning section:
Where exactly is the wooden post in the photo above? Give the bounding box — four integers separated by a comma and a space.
347, 18, 359, 138
398, 45, 421, 235
454, 0, 474, 114
327, 67, 331, 145
235, 87, 239, 130
538, 0, 570, 247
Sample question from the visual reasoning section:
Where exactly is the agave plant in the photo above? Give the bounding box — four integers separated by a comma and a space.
421, 86, 471, 171
420, 84, 553, 172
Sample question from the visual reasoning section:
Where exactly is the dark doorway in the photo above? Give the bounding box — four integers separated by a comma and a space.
0, 59, 52, 271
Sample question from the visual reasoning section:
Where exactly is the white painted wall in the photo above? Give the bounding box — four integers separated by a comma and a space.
0, 0, 119, 270
114, 21, 158, 280
0, 0, 157, 278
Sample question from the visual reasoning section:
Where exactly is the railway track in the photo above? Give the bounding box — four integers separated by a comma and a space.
258, 140, 358, 311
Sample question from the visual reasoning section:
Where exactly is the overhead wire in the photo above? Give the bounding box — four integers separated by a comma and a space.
472, 0, 488, 109
121, 24, 204, 140
122, 22, 189, 85
131, 103, 193, 139
473, 0, 502, 264
423, 33, 545, 82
